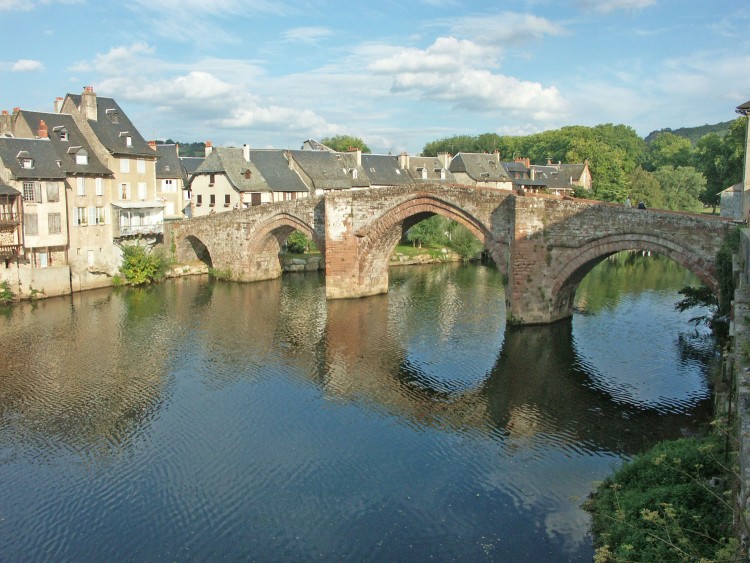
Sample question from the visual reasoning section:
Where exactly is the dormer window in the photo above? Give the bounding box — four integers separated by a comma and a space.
244, 169, 251, 179
439, 168, 446, 180
21, 158, 33, 169
53, 126, 69, 141
350, 168, 358, 179
119, 131, 132, 146
418, 167, 427, 179
76, 150, 88, 165
106, 109, 119, 124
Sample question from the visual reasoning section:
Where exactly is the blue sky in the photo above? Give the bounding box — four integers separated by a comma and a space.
1, 0, 749, 154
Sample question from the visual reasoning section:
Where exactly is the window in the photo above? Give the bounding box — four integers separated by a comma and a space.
120, 183, 131, 200
440, 168, 446, 180
251, 192, 261, 206
95, 206, 105, 225
75, 207, 87, 226
137, 182, 147, 200
23, 181, 36, 202
77, 177, 85, 196
137, 159, 145, 173
419, 167, 427, 179
196, 194, 203, 206
95, 177, 103, 196
38, 252, 48, 268
351, 168, 358, 179
46, 182, 59, 202
162, 179, 175, 193
209, 174, 215, 186
21, 158, 33, 169
107, 109, 119, 123
24, 213, 38, 235
224, 194, 231, 207
120, 158, 130, 173
59, 129, 68, 141
209, 194, 216, 206
75, 150, 88, 165
48, 213, 61, 234
125, 136, 132, 147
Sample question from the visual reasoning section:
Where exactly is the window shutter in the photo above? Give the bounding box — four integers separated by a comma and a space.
35, 183, 42, 203
89, 206, 96, 226
104, 205, 111, 225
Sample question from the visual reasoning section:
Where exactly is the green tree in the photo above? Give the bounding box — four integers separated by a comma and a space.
627, 167, 664, 209
320, 135, 371, 153
652, 166, 706, 211
449, 224, 483, 261
644, 132, 694, 171
694, 116, 747, 212
406, 215, 450, 248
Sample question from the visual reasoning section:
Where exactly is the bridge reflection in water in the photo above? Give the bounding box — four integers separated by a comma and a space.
0, 256, 714, 561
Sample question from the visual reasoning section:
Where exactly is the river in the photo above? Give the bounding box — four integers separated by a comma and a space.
0, 253, 715, 561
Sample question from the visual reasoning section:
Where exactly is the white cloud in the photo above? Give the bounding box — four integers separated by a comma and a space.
369, 37, 496, 74
0, 0, 81, 9
577, 0, 656, 13
12, 59, 43, 72
281, 27, 332, 45
450, 13, 566, 45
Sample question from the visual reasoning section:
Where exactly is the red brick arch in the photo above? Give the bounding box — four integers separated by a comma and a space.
355, 194, 493, 282
549, 233, 718, 320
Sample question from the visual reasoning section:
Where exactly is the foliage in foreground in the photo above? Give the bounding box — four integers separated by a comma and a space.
119, 244, 168, 285
584, 433, 739, 562
0, 280, 14, 304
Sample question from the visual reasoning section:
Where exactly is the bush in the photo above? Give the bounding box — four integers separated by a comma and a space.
0, 280, 14, 304
585, 435, 738, 561
119, 244, 167, 285
449, 224, 483, 262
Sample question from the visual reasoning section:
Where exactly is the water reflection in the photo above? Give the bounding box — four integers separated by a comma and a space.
0, 256, 714, 561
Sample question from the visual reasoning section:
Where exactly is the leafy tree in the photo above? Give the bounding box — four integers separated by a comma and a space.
422, 135, 478, 156
627, 167, 664, 209
450, 224, 483, 261
285, 231, 317, 254
320, 135, 371, 153
644, 132, 694, 171
405, 216, 450, 248
652, 166, 705, 211
694, 116, 747, 212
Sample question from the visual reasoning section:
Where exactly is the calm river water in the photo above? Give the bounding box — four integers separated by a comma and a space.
0, 253, 715, 561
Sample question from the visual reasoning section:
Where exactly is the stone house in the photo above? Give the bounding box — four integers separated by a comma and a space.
154, 142, 188, 221
188, 145, 310, 216
0, 136, 71, 297
13, 109, 117, 291
444, 152, 513, 190
529, 161, 592, 196
60, 87, 163, 243
399, 153, 455, 183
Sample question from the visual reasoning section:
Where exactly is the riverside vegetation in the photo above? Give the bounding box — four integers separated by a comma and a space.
584, 228, 744, 562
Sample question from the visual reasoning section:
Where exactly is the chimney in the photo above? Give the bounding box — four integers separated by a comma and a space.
37, 120, 48, 139
398, 152, 410, 170
175, 143, 180, 157
205, 140, 213, 156
243, 143, 250, 162
148, 140, 157, 151
515, 157, 530, 168
284, 151, 294, 170
81, 86, 97, 121
12, 107, 20, 116
437, 152, 452, 169
494, 150, 500, 163
0, 110, 11, 136
54, 97, 64, 113
349, 147, 361, 166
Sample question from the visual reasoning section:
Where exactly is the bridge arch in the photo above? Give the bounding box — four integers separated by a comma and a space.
177, 234, 213, 268
356, 194, 495, 285
549, 233, 718, 320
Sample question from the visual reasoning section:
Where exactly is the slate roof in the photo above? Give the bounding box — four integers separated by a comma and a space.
247, 149, 309, 193
180, 156, 205, 175
194, 147, 264, 192
449, 152, 511, 183
531, 164, 585, 189
406, 156, 456, 183
155, 144, 187, 183
361, 154, 413, 186
0, 180, 20, 196
288, 149, 351, 190
17, 110, 112, 176
0, 137, 68, 180
66, 93, 155, 158
336, 152, 370, 188
736, 100, 750, 116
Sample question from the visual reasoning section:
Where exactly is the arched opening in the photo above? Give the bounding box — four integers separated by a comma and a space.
394, 214, 486, 266
357, 196, 499, 293
246, 213, 324, 280
179, 235, 213, 268
551, 235, 717, 321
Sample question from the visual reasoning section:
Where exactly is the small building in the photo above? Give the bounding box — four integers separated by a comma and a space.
446, 152, 513, 189
154, 142, 188, 220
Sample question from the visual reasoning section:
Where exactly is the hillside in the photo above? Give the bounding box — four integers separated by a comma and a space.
645, 120, 734, 145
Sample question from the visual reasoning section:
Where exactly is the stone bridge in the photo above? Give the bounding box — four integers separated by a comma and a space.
166, 184, 732, 325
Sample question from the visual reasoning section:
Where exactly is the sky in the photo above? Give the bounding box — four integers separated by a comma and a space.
1, 0, 750, 155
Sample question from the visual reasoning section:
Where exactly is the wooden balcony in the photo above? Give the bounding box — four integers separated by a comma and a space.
0, 212, 20, 231
0, 244, 21, 258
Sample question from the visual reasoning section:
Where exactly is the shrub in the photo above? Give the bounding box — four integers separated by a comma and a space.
286, 231, 316, 254
0, 280, 14, 304
585, 435, 738, 561
119, 244, 167, 285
